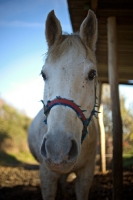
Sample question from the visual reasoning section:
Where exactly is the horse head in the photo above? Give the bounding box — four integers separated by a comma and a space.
40, 10, 98, 173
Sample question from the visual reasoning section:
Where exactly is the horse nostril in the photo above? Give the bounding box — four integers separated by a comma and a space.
41, 137, 78, 163
41, 138, 47, 159
68, 140, 78, 162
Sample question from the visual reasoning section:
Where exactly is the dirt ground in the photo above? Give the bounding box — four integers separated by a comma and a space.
0, 165, 133, 200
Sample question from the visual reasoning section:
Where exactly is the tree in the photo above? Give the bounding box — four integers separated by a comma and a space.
101, 84, 133, 139
0, 98, 32, 163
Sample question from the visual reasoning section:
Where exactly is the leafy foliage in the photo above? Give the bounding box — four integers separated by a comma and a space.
101, 84, 133, 154
102, 84, 133, 136
0, 98, 36, 165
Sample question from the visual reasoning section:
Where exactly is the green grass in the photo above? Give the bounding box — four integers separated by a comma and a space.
123, 154, 133, 169
10, 151, 38, 164
0, 150, 38, 166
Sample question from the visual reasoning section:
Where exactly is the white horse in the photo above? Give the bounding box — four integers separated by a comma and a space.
28, 10, 98, 200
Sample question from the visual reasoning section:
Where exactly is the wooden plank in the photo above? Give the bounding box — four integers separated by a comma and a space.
107, 17, 123, 200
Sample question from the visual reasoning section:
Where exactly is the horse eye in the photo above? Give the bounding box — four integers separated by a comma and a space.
41, 70, 46, 80
88, 69, 96, 80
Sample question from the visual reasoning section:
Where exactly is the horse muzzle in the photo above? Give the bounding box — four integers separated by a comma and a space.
40, 132, 79, 172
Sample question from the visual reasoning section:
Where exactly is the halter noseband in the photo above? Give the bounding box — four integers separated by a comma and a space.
41, 83, 99, 143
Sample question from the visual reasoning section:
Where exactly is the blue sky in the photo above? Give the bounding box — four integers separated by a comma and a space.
0, 0, 72, 117
0, 0, 133, 118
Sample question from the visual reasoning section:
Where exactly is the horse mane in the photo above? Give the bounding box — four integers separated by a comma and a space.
46, 33, 96, 63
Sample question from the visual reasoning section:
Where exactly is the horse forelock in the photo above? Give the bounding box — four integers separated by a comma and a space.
46, 33, 96, 64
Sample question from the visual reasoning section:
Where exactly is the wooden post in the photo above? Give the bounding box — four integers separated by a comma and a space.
98, 83, 106, 173
107, 17, 123, 200
99, 103, 106, 173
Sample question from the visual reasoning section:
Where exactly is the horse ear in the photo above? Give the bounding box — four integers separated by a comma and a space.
80, 10, 97, 51
45, 10, 62, 47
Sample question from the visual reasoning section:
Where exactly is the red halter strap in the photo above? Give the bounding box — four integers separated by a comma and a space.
44, 97, 87, 124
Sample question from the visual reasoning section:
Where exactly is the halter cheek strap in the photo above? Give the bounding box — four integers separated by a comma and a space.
41, 96, 99, 143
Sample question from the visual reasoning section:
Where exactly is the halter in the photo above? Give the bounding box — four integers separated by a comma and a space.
41, 81, 99, 143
